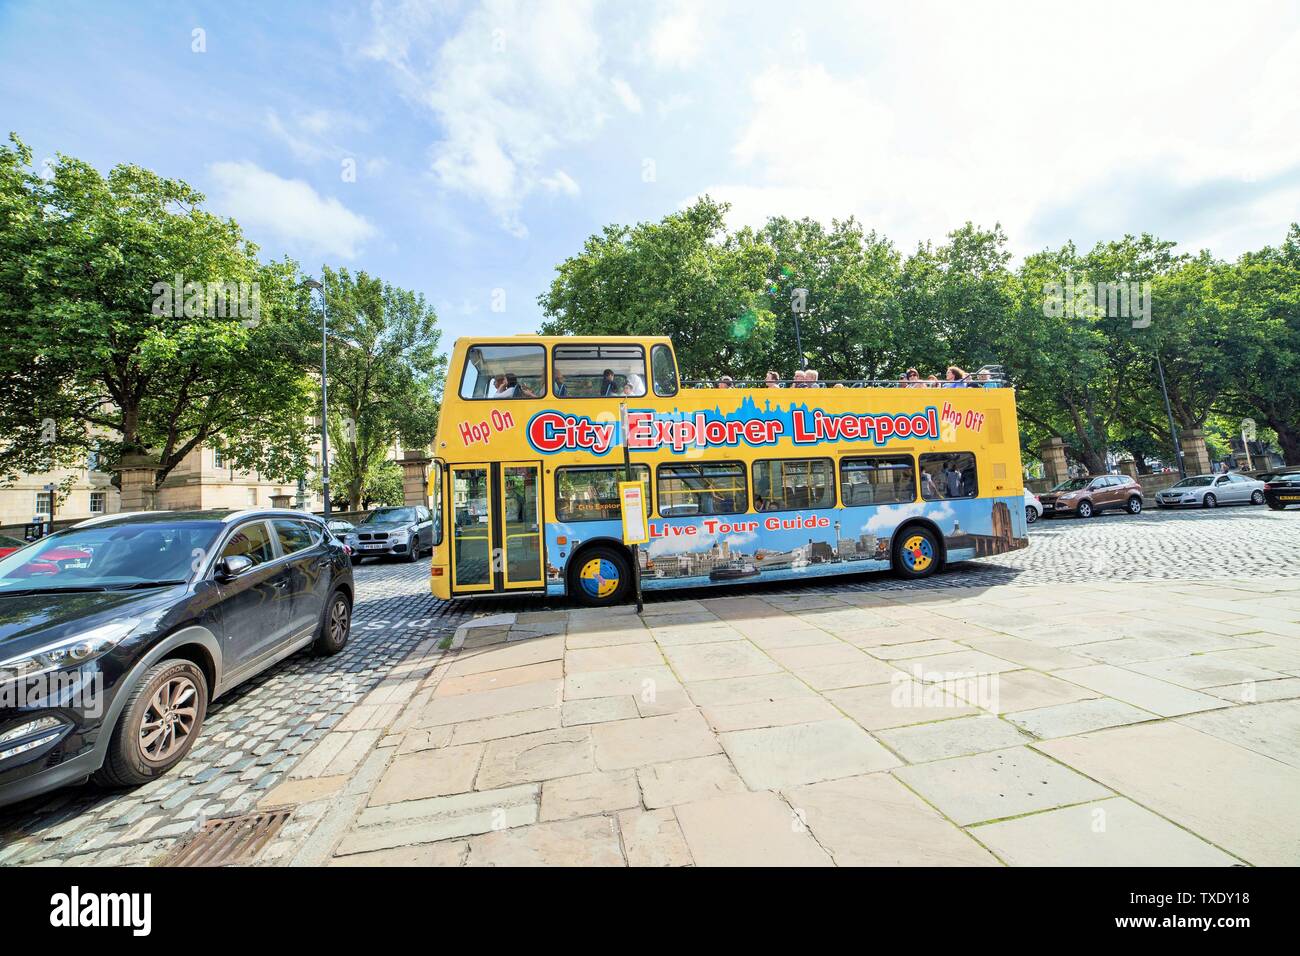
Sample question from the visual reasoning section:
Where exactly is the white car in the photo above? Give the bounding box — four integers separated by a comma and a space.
1155, 473, 1266, 509
1024, 488, 1043, 524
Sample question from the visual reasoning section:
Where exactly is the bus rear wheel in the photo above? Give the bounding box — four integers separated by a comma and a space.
892, 526, 941, 580
570, 545, 632, 607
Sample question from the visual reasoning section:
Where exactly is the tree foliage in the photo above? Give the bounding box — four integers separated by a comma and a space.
0, 133, 316, 489
539, 197, 1300, 467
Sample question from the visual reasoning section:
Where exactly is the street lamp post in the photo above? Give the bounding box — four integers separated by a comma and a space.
304, 278, 331, 517
1154, 351, 1184, 478
791, 288, 809, 370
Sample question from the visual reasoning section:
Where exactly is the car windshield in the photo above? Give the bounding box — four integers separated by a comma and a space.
0, 521, 223, 592
1173, 477, 1213, 488
361, 508, 417, 525
1050, 479, 1090, 492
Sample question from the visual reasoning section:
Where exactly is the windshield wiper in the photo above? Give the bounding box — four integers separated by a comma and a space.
0, 585, 111, 596
108, 580, 188, 590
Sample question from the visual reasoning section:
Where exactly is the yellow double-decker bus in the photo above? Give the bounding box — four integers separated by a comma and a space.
427, 335, 1028, 607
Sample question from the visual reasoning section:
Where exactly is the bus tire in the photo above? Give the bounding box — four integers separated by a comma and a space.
569, 544, 632, 607
892, 525, 941, 580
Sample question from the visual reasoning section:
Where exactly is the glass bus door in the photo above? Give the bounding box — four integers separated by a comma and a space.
449, 462, 544, 594
498, 461, 544, 590
450, 465, 493, 593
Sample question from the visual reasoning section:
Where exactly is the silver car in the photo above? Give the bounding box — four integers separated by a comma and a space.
1155, 473, 1266, 509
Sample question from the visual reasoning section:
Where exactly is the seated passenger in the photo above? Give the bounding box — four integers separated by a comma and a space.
600, 369, 618, 397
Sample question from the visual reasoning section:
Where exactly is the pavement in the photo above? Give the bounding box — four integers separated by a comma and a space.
292, 573, 1300, 867
2, 506, 1297, 866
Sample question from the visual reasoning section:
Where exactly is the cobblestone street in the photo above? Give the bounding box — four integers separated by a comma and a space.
1, 506, 1296, 866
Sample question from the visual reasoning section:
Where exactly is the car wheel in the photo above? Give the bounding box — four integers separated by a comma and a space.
313, 589, 352, 655
1126, 496, 1142, 514
1203, 493, 1217, 509
892, 526, 941, 580
1077, 500, 1094, 518
405, 535, 420, 562
94, 659, 209, 788
570, 545, 632, 607
1251, 490, 1264, 505
1025, 505, 1038, 524
1268, 501, 1284, 511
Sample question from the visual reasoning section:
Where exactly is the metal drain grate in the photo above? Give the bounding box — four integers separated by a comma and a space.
158, 810, 292, 867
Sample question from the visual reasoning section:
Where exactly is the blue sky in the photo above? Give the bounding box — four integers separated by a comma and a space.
3, 0, 1298, 352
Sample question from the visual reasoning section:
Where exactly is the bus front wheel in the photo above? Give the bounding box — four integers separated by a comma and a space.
569, 545, 632, 607
892, 526, 941, 580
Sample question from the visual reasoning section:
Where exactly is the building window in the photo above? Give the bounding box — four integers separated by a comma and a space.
214, 448, 226, 469
919, 452, 978, 500
753, 458, 835, 511
90, 492, 106, 514
556, 465, 650, 522
840, 456, 916, 506
248, 488, 258, 506
459, 344, 546, 399
657, 462, 747, 517
553, 344, 646, 398
36, 491, 53, 517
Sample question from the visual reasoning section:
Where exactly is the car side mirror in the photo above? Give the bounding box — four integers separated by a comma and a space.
216, 555, 254, 580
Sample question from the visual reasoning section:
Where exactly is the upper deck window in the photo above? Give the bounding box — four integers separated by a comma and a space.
459, 345, 546, 400
651, 344, 678, 397
553, 344, 647, 398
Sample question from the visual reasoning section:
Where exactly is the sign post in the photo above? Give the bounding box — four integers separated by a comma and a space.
619, 403, 646, 613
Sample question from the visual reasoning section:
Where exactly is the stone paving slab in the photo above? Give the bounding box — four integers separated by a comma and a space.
1035, 721, 1300, 866
969, 798, 1240, 867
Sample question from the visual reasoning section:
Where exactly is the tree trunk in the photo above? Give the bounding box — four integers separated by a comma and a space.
1273, 420, 1300, 465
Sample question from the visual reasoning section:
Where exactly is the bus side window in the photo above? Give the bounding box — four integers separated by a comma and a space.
658, 462, 748, 516
556, 465, 650, 522
459, 344, 547, 400
753, 459, 834, 511
919, 452, 977, 500
651, 344, 678, 397
840, 456, 916, 506
553, 343, 647, 398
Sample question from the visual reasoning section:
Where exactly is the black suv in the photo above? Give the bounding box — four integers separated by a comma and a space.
0, 509, 353, 808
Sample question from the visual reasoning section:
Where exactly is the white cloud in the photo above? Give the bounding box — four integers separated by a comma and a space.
691, 0, 1300, 260
361, 0, 612, 237
208, 161, 378, 259
861, 501, 954, 536
649, 3, 702, 68
540, 170, 581, 197
611, 77, 643, 114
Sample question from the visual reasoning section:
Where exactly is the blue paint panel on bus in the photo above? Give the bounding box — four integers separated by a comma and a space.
543, 495, 1026, 594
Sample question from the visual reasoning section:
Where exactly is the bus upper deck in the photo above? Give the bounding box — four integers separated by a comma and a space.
429, 335, 1027, 605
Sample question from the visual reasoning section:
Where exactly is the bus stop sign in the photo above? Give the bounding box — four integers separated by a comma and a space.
619, 481, 648, 546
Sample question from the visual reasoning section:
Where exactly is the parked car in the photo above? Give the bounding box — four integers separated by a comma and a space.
1155, 473, 1266, 509
1038, 474, 1144, 518
326, 518, 355, 536
0, 534, 27, 559
1263, 473, 1300, 511
0, 509, 353, 808
1024, 488, 1043, 524
343, 506, 435, 564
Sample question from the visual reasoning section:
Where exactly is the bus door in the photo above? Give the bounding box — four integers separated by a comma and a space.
449, 462, 545, 594
496, 461, 545, 591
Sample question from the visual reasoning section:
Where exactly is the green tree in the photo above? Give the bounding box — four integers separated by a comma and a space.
319, 266, 444, 511
539, 196, 776, 380
1214, 225, 1300, 463
0, 134, 316, 489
